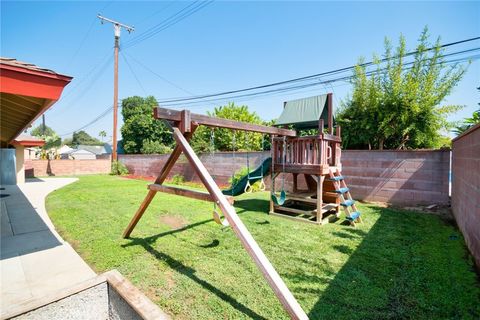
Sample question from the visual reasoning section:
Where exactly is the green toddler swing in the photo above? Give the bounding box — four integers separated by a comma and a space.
271, 136, 287, 205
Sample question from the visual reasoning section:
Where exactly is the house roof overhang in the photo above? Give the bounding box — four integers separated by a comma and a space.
0, 58, 72, 145
11, 134, 45, 147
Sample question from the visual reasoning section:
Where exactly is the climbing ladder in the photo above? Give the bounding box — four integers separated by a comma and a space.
328, 168, 362, 226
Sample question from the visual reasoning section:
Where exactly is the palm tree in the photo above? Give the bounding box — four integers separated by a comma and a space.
99, 130, 107, 142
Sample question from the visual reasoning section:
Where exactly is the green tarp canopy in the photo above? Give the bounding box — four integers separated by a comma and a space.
275, 94, 332, 130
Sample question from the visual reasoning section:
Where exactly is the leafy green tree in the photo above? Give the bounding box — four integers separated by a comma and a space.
62, 137, 73, 146
191, 103, 265, 152
30, 124, 61, 150
72, 130, 103, 146
120, 96, 173, 154
454, 87, 480, 135
337, 27, 467, 150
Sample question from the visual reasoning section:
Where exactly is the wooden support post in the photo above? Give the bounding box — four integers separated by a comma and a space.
179, 110, 191, 133
122, 125, 197, 238
327, 93, 333, 135
319, 118, 324, 134
316, 175, 325, 222
293, 173, 298, 193
172, 127, 308, 320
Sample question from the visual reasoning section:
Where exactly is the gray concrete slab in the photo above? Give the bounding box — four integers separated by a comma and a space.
1, 178, 96, 317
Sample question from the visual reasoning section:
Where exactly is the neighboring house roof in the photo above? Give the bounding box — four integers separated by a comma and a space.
0, 57, 72, 144
11, 134, 45, 147
58, 145, 74, 154
66, 149, 96, 155
0, 57, 59, 75
76, 144, 109, 155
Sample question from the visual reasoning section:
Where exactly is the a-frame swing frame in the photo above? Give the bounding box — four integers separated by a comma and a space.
123, 107, 308, 320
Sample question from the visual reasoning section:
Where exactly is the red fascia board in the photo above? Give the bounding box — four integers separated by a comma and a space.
0, 67, 72, 100
12, 139, 45, 147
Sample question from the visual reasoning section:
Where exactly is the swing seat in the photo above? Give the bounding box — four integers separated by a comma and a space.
271, 190, 287, 206
244, 177, 266, 193
213, 209, 230, 227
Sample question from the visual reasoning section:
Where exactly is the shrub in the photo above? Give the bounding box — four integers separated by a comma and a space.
111, 160, 129, 175
228, 167, 262, 192
141, 139, 172, 154
171, 174, 185, 185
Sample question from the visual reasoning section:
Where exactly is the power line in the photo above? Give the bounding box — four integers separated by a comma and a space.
48, 53, 113, 118
64, 2, 112, 69
59, 103, 120, 137
58, 42, 479, 135
122, 0, 214, 50
123, 51, 196, 95
121, 51, 148, 95
134, 1, 177, 27
154, 36, 480, 104
158, 50, 479, 107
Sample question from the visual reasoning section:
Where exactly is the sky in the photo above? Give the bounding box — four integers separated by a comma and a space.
1, 1, 479, 142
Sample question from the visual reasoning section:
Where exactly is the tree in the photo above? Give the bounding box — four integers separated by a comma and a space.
120, 96, 173, 154
99, 130, 107, 142
337, 27, 467, 150
190, 103, 265, 153
30, 124, 61, 150
71, 130, 103, 146
454, 87, 480, 135
31, 124, 56, 137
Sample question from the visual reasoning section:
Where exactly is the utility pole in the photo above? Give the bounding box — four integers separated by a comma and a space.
97, 14, 134, 162
42, 114, 46, 135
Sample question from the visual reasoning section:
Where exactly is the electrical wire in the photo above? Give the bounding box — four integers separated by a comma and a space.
121, 51, 148, 95
58, 41, 479, 135
48, 53, 113, 118
122, 0, 214, 50
59, 103, 120, 137
64, 2, 112, 68
159, 50, 479, 107
123, 51, 196, 95
154, 37, 480, 104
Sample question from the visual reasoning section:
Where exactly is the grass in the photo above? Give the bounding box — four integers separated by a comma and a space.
46, 175, 480, 319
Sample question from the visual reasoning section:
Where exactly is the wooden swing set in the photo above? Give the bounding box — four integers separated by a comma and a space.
123, 94, 361, 319
123, 107, 308, 319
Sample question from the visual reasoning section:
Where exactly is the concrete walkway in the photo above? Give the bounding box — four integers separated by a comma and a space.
1, 178, 96, 317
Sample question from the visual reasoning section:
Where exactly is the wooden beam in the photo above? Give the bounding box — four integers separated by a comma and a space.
172, 127, 308, 320
154, 107, 296, 137
321, 133, 341, 142
122, 125, 198, 238
148, 184, 234, 205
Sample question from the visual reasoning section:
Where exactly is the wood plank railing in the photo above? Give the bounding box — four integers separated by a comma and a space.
272, 133, 341, 168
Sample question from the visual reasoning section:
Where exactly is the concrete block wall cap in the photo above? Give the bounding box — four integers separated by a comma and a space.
452, 122, 480, 143
343, 149, 450, 152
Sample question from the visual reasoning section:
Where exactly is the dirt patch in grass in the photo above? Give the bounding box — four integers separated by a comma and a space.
159, 214, 189, 229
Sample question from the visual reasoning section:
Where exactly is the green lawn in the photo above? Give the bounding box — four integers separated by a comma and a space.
46, 175, 480, 319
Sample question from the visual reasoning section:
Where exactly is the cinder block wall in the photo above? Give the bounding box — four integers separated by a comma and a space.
119, 152, 268, 187
25, 159, 111, 177
342, 150, 450, 204
451, 123, 480, 267
119, 149, 450, 205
